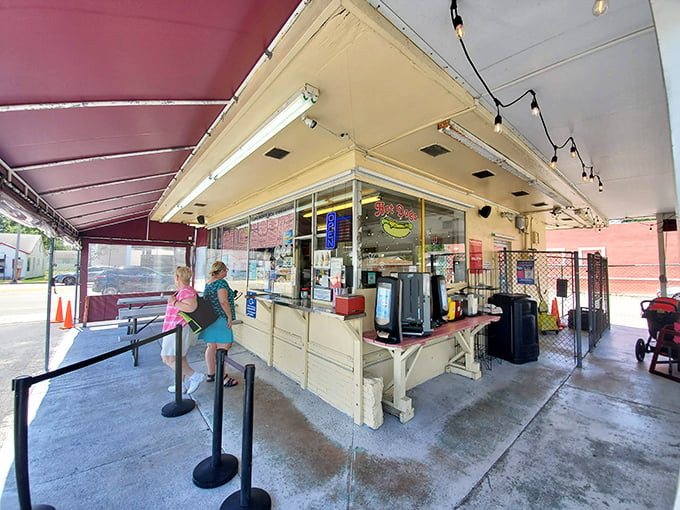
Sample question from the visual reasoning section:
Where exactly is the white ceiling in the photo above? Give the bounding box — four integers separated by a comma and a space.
154, 0, 678, 230
369, 0, 675, 221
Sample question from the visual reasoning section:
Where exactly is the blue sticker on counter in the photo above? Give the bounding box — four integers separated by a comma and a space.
246, 296, 257, 318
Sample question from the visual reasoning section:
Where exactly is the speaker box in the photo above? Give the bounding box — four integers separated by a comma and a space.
479, 205, 492, 218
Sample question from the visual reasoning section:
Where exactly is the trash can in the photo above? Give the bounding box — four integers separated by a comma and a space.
487, 293, 539, 364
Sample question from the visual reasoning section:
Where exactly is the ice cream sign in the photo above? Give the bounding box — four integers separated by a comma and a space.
374, 201, 417, 239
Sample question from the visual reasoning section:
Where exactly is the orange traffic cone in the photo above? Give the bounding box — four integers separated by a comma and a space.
551, 298, 563, 327
60, 300, 74, 329
51, 297, 64, 323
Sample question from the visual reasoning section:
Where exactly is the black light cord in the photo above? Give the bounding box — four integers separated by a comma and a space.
449, 1, 604, 193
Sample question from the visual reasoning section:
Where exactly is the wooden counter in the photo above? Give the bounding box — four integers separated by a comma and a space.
363, 315, 501, 423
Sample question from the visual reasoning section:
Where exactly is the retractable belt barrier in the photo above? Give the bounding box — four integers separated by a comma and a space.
12, 325, 184, 510
193, 349, 271, 509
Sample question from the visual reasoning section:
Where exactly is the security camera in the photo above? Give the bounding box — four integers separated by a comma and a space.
301, 114, 317, 129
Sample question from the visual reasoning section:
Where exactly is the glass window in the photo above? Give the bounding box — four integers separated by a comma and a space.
312, 183, 354, 301
248, 204, 295, 296
87, 243, 186, 295
424, 201, 466, 284
221, 220, 249, 282
360, 186, 421, 280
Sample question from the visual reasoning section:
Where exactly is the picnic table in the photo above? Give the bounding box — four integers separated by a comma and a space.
117, 295, 169, 366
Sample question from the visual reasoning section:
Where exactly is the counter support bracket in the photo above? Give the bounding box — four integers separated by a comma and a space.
445, 323, 487, 380
382, 343, 423, 423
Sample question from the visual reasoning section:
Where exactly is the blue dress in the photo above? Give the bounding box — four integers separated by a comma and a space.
198, 279, 236, 344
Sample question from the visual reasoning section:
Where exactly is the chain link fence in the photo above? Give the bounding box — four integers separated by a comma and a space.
607, 263, 680, 330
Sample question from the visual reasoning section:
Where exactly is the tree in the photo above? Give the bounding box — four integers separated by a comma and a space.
0, 213, 75, 250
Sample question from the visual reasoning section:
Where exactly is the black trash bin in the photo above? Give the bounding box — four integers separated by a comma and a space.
487, 293, 539, 364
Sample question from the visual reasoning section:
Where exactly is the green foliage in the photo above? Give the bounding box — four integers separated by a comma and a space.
0, 213, 74, 251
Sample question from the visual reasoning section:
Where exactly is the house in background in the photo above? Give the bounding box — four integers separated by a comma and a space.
0, 233, 48, 280
546, 222, 680, 296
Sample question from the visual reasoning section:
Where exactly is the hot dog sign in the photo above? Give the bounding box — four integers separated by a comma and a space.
374, 201, 417, 239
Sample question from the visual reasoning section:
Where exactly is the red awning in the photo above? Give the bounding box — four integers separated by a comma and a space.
0, 0, 301, 238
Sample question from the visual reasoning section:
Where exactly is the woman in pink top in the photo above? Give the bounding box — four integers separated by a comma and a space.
161, 266, 205, 394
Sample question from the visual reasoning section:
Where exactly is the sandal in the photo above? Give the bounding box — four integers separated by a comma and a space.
223, 377, 238, 388
206, 374, 215, 383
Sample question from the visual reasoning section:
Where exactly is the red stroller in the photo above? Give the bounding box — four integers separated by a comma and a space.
635, 297, 680, 362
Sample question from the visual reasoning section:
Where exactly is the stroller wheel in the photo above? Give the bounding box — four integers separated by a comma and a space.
635, 338, 647, 362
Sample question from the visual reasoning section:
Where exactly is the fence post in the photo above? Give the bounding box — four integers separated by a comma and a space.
161, 325, 196, 417
221, 363, 271, 510
574, 252, 583, 368
13, 375, 55, 510
193, 349, 238, 488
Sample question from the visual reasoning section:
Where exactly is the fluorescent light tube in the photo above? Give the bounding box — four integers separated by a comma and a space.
163, 84, 319, 222
212, 84, 319, 180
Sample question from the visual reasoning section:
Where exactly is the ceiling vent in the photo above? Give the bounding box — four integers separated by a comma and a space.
420, 144, 450, 157
532, 202, 548, 207
472, 169, 495, 179
511, 190, 529, 196
194, 203, 206, 207
264, 147, 290, 160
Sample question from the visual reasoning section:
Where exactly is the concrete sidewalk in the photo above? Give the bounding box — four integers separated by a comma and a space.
1, 321, 679, 509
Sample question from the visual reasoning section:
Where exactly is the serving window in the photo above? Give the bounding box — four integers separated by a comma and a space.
207, 179, 467, 298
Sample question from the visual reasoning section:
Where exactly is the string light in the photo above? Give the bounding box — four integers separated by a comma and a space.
448, 1, 604, 194
592, 0, 608, 17
494, 113, 503, 133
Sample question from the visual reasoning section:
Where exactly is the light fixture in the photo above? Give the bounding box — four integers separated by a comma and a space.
303, 195, 380, 218
582, 168, 588, 182
438, 119, 573, 209
589, 169, 595, 182
450, 3, 604, 194
530, 97, 540, 116
592, 0, 608, 17
450, 1, 464, 38
494, 114, 503, 134
162, 84, 319, 222
597, 176, 604, 192
453, 15, 464, 38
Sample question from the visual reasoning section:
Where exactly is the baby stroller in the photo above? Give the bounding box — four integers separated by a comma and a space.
635, 297, 680, 362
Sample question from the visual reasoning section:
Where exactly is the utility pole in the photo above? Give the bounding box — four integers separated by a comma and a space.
11, 225, 21, 284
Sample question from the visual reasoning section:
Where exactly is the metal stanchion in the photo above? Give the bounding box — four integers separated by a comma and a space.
13, 375, 55, 510
193, 349, 238, 488
221, 363, 271, 510
162, 325, 196, 417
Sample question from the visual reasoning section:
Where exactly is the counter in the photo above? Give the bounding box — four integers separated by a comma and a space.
232, 292, 498, 428
233, 293, 369, 426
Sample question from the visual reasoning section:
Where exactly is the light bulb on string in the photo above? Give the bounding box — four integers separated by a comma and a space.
597, 176, 604, 192
453, 14, 464, 38
494, 114, 503, 134
582, 168, 588, 182
589, 169, 595, 182
550, 149, 558, 169
530, 97, 540, 116
592, 0, 608, 17
570, 143, 577, 158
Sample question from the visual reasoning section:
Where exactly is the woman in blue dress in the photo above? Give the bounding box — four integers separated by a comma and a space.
198, 261, 238, 387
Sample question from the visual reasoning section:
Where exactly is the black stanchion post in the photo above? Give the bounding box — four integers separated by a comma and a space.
221, 363, 271, 510
13, 376, 55, 510
193, 348, 238, 488
161, 325, 196, 417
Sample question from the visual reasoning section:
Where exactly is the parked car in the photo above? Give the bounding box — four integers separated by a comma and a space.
91, 266, 176, 295
53, 272, 76, 285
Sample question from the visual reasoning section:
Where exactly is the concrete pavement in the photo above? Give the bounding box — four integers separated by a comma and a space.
0, 320, 678, 509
